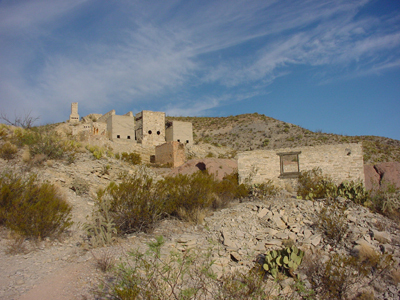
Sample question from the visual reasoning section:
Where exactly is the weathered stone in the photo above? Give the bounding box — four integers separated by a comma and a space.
372, 230, 392, 244
257, 208, 269, 218
375, 162, 400, 189
272, 215, 286, 229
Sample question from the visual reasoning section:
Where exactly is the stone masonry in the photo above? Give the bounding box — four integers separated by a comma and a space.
155, 141, 185, 167
135, 110, 165, 146
166, 121, 193, 145
69, 102, 80, 123
106, 114, 135, 141
238, 143, 365, 187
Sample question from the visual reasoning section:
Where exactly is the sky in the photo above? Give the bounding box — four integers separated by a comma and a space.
1, 0, 400, 140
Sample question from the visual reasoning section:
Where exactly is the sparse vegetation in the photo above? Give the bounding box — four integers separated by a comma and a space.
95, 169, 249, 234
121, 152, 141, 165
0, 141, 18, 160
0, 171, 72, 239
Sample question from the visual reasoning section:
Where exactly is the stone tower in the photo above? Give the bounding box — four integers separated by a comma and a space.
69, 102, 80, 123
135, 110, 165, 146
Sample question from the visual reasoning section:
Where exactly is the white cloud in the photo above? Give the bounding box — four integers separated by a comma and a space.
0, 0, 399, 122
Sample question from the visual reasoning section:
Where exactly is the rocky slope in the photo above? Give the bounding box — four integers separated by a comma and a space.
0, 149, 399, 299
167, 113, 400, 164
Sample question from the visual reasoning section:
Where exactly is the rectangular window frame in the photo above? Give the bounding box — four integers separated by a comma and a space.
277, 151, 301, 178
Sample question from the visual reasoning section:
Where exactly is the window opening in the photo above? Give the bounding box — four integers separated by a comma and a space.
177, 139, 180, 142
148, 130, 152, 134
186, 140, 189, 144
157, 131, 160, 135
277, 151, 301, 178
117, 135, 120, 138
127, 136, 131, 139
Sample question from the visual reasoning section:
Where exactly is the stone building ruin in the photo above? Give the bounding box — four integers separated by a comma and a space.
69, 102, 80, 123
166, 121, 193, 145
67, 103, 193, 166
135, 111, 166, 146
238, 143, 365, 188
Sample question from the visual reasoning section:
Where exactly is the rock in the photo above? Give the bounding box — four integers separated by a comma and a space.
272, 215, 286, 229
371, 230, 392, 244
364, 164, 380, 190
230, 252, 242, 262
257, 208, 269, 218
375, 162, 400, 189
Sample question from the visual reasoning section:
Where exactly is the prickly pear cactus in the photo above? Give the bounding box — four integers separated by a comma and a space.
262, 246, 304, 278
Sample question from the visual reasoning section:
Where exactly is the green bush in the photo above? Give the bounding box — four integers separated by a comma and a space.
367, 184, 400, 221
121, 152, 141, 165
86, 145, 104, 159
97, 236, 270, 300
249, 180, 281, 199
316, 198, 348, 245
297, 168, 337, 200
96, 172, 163, 234
12, 128, 80, 161
0, 172, 72, 239
337, 180, 368, 205
96, 170, 249, 234
0, 142, 18, 160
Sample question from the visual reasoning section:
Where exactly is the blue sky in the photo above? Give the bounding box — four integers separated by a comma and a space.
1, 0, 400, 140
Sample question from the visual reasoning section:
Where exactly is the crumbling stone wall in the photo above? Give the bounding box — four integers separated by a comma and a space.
238, 143, 364, 187
165, 121, 193, 145
69, 102, 80, 123
107, 114, 135, 141
135, 110, 165, 146
97, 109, 116, 123
155, 141, 185, 167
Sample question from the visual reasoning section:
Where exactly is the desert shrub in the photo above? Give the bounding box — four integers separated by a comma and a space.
249, 180, 281, 199
70, 178, 89, 196
29, 132, 65, 159
96, 170, 249, 234
315, 198, 348, 245
96, 172, 163, 234
121, 152, 141, 165
0, 141, 18, 160
157, 171, 217, 215
84, 197, 117, 247
337, 180, 368, 205
97, 236, 271, 300
213, 172, 249, 208
297, 168, 337, 200
0, 172, 72, 239
86, 145, 104, 159
206, 152, 215, 158
367, 184, 400, 221
12, 128, 79, 161
303, 251, 392, 300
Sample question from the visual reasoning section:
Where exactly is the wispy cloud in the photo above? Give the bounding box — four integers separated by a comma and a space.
0, 0, 399, 123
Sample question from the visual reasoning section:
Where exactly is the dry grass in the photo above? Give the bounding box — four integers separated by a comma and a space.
92, 249, 115, 272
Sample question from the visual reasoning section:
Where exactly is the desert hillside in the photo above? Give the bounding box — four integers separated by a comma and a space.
0, 115, 400, 299
167, 113, 400, 164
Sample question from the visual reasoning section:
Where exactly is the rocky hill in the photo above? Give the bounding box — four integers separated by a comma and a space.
0, 116, 400, 299
167, 113, 400, 164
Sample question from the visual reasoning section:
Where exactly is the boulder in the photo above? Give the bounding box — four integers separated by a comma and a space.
375, 162, 400, 189
364, 164, 380, 190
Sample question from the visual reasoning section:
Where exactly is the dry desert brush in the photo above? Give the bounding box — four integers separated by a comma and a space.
95, 169, 249, 234
0, 171, 72, 239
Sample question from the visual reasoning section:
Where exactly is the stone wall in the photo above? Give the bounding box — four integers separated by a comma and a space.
155, 141, 185, 167
97, 109, 116, 123
107, 115, 135, 141
238, 143, 364, 187
135, 110, 165, 146
69, 102, 79, 123
165, 121, 193, 145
